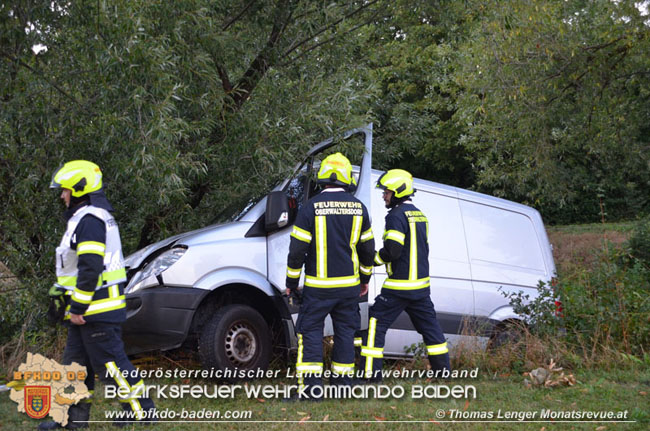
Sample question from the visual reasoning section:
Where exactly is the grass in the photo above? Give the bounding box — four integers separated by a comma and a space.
1, 366, 648, 430
546, 221, 637, 235
546, 221, 634, 273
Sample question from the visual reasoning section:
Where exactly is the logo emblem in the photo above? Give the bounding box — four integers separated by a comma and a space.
25, 386, 51, 419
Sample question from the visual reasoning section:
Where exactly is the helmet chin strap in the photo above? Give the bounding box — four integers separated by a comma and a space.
386, 195, 408, 209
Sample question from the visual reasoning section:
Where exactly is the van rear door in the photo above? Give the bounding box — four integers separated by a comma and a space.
459, 199, 550, 321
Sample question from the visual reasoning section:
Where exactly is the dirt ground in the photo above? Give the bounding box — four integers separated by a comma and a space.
547, 229, 630, 272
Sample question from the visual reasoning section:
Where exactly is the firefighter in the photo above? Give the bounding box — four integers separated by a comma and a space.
39, 161, 155, 429
286, 152, 374, 399
360, 169, 451, 381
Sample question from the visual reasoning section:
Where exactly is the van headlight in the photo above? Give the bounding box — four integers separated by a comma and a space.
125, 248, 187, 294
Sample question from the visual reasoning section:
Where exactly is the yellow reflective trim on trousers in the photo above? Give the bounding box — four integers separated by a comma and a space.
383, 277, 430, 290
106, 362, 144, 421
296, 362, 324, 373
122, 379, 146, 401
297, 334, 304, 387
364, 317, 378, 378
286, 266, 301, 278
331, 361, 354, 368
361, 347, 384, 358
384, 229, 405, 245
427, 342, 449, 355
315, 216, 327, 278
77, 241, 106, 257
367, 317, 377, 349
360, 227, 373, 243
291, 226, 312, 243
349, 215, 362, 275
305, 275, 360, 288
409, 221, 417, 280
331, 362, 354, 375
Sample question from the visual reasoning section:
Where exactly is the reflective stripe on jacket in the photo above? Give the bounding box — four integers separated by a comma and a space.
375, 201, 430, 292
286, 188, 374, 298
56, 205, 127, 321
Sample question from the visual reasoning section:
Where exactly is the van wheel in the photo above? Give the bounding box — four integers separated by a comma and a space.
199, 304, 271, 374
488, 321, 525, 350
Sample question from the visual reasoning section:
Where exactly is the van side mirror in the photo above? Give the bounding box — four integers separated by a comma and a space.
265, 191, 290, 232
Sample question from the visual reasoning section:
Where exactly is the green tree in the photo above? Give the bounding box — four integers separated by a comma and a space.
0, 0, 382, 342
455, 0, 650, 223
363, 0, 477, 187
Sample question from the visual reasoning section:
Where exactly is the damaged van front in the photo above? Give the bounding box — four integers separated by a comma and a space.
121, 125, 374, 372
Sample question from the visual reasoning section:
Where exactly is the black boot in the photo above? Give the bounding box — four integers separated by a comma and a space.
428, 353, 451, 375
357, 355, 383, 383
37, 403, 90, 430
37, 422, 63, 430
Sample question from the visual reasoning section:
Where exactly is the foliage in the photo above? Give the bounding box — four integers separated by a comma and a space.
501, 281, 561, 338
505, 233, 650, 357
0, 0, 380, 342
559, 247, 650, 356
628, 215, 650, 265
455, 0, 650, 223
363, 0, 477, 187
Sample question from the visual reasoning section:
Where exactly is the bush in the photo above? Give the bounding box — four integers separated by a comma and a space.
501, 280, 562, 338
628, 216, 650, 266
506, 238, 650, 358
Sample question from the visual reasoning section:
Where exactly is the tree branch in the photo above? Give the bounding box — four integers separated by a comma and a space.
0, 49, 80, 106
227, 0, 293, 111
579, 35, 626, 52
222, 0, 257, 31
280, 13, 380, 67
281, 0, 380, 59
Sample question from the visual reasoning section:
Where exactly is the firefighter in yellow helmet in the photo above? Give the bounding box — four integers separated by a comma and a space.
359, 169, 451, 381
285, 152, 374, 399
39, 161, 155, 429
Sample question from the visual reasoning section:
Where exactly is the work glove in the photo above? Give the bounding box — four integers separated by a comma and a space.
47, 285, 66, 325
285, 287, 303, 306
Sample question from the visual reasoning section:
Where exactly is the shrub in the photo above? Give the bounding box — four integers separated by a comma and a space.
505, 240, 650, 358
628, 216, 650, 266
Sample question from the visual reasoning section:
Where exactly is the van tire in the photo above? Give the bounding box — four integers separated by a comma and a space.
198, 304, 271, 374
488, 321, 525, 350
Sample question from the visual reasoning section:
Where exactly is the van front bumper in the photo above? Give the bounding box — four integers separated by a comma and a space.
122, 287, 208, 355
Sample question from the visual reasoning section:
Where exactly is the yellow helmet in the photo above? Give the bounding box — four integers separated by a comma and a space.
376, 169, 414, 199
50, 160, 103, 198
317, 152, 352, 186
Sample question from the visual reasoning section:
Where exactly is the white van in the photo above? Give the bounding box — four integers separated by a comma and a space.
121, 124, 556, 370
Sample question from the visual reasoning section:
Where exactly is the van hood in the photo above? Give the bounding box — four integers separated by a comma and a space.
124, 222, 250, 270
